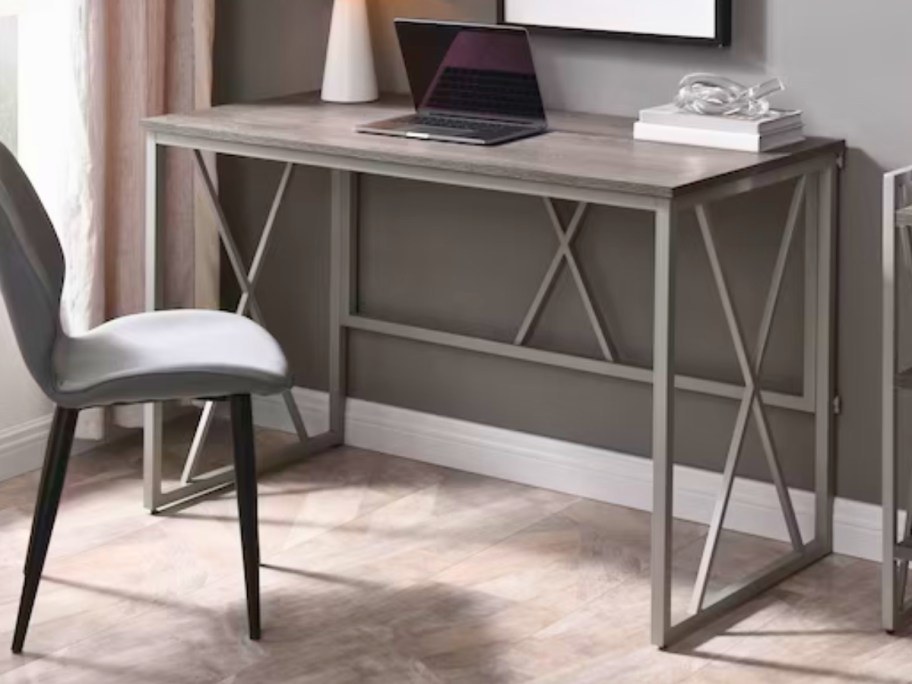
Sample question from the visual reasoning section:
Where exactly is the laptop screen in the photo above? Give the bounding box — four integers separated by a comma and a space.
395, 20, 546, 123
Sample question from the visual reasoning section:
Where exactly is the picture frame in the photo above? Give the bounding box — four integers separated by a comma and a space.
497, 0, 732, 47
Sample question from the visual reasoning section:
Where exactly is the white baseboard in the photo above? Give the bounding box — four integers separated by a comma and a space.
0, 414, 55, 482
0, 414, 139, 483
254, 387, 886, 563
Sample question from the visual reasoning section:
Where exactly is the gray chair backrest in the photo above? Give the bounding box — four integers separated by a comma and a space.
0, 143, 65, 399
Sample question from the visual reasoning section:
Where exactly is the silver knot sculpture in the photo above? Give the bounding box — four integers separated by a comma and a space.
674, 74, 785, 118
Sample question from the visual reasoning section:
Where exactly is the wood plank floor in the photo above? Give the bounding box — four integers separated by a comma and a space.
0, 418, 906, 683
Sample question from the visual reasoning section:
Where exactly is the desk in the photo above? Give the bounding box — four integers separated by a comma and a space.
142, 94, 843, 647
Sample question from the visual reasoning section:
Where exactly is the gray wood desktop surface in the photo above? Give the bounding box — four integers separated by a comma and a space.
143, 92, 843, 200
141, 94, 843, 648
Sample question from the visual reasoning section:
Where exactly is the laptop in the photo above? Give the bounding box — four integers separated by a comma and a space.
357, 20, 548, 146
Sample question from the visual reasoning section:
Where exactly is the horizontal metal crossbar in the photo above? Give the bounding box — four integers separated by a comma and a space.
344, 314, 812, 413
150, 431, 340, 513
665, 541, 828, 646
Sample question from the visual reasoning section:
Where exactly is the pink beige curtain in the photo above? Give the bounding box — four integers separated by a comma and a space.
18, 0, 218, 438
105, 0, 219, 317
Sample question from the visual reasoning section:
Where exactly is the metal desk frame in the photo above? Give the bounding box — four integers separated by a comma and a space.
882, 166, 912, 633
144, 122, 840, 648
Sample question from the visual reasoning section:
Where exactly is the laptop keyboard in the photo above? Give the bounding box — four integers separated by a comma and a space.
424, 67, 543, 119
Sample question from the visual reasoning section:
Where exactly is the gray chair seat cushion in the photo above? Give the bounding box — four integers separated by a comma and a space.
52, 309, 292, 408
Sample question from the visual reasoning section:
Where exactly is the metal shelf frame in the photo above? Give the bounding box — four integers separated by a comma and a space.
882, 166, 912, 632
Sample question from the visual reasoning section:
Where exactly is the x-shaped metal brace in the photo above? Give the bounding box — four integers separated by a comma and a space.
515, 198, 618, 362
181, 152, 309, 484
689, 177, 808, 613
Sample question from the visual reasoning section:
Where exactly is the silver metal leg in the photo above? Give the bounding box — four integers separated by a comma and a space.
516, 199, 618, 361
330, 170, 357, 439
814, 167, 837, 551
143, 133, 164, 511
803, 174, 820, 412
142, 151, 343, 512
653, 169, 837, 647
883, 171, 900, 632
651, 204, 676, 646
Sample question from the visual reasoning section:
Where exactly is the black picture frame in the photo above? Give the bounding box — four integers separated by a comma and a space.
497, 0, 732, 47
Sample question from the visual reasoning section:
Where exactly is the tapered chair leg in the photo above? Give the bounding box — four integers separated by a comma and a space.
230, 394, 261, 640
23, 442, 56, 576
12, 407, 79, 654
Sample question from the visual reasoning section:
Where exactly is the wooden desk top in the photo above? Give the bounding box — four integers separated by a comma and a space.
143, 93, 844, 200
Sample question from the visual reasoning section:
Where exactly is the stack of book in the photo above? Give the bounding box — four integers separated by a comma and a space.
633, 103, 804, 152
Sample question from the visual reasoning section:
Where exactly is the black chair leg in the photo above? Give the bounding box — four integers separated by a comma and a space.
23, 439, 55, 576
230, 394, 261, 640
12, 406, 78, 654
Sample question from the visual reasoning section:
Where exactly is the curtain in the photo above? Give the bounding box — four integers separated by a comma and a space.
18, 0, 218, 439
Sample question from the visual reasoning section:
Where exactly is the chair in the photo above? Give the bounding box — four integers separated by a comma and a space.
0, 143, 290, 652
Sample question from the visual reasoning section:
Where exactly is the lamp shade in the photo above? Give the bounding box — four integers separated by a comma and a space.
321, 0, 378, 103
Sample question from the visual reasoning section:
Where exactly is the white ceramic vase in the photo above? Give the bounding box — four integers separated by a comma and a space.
321, 0, 378, 103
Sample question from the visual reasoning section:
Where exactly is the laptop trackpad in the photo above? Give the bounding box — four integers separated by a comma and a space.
409, 125, 470, 136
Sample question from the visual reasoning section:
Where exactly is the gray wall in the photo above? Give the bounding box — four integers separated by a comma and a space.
215, 0, 912, 504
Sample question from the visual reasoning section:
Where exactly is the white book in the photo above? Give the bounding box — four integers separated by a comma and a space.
633, 121, 805, 152
639, 103, 802, 135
